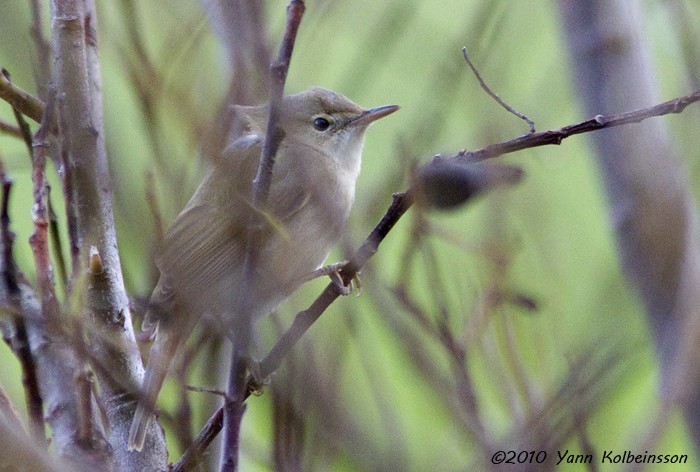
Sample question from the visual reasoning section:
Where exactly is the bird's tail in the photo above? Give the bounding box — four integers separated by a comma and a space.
128, 323, 184, 451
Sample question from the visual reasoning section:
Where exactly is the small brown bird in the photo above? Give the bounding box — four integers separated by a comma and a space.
128, 87, 398, 451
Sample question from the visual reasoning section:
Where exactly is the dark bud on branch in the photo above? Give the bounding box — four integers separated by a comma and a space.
415, 156, 524, 210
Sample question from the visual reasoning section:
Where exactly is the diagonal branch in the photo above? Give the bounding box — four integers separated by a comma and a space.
460, 89, 700, 162
0, 69, 45, 122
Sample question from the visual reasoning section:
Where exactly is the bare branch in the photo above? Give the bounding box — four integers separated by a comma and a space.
220, 2, 306, 470
239, 0, 306, 343
0, 86, 47, 447
462, 47, 536, 134
29, 0, 52, 99
460, 89, 700, 162
0, 68, 45, 122
171, 408, 224, 472
0, 119, 22, 138
50, 0, 166, 468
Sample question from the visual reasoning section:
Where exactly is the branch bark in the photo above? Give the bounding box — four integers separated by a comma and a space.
220, 2, 305, 470
1, 49, 111, 471
49, 1, 167, 469
0, 69, 45, 122
0, 165, 45, 446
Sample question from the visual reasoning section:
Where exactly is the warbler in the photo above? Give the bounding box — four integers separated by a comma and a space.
128, 87, 398, 451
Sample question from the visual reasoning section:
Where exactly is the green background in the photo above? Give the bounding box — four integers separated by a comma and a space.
1, 1, 699, 470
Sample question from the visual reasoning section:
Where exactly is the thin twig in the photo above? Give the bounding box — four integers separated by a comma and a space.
29, 0, 52, 100
0, 161, 46, 445
171, 408, 224, 472
0, 68, 45, 122
29, 80, 60, 329
2, 69, 34, 153
47, 189, 68, 296
459, 88, 700, 162
220, 2, 306, 471
462, 48, 536, 134
238, 0, 305, 348
177, 87, 700, 464
185, 385, 228, 397
5, 76, 51, 444
0, 119, 22, 138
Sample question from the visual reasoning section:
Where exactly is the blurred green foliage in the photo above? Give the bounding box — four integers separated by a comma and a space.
1, 1, 699, 470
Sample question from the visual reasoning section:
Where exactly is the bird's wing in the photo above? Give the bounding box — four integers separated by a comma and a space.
150, 204, 244, 311
150, 135, 311, 314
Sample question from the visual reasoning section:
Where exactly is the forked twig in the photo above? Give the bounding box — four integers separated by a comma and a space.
462, 47, 536, 135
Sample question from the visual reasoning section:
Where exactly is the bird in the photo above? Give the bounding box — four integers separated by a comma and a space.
127, 87, 399, 451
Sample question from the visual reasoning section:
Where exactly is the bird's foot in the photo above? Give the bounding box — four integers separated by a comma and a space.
244, 356, 269, 396
302, 261, 361, 296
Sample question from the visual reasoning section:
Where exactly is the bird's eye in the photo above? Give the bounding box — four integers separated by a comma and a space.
312, 116, 331, 131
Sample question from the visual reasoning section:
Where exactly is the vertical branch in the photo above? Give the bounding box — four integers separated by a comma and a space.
220, 2, 305, 471
0, 60, 113, 470
28, 0, 73, 286
29, 0, 53, 99
0, 161, 46, 445
47, 191, 68, 295
239, 0, 305, 331
50, 0, 167, 468
29, 95, 60, 334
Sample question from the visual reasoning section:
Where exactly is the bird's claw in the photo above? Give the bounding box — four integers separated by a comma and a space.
328, 270, 361, 297
245, 356, 269, 396
302, 261, 361, 297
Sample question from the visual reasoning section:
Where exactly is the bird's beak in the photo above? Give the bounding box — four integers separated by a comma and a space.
350, 104, 400, 127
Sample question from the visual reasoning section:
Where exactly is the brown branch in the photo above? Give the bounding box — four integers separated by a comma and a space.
0, 92, 111, 468
238, 0, 305, 346
171, 408, 224, 472
47, 189, 68, 295
461, 89, 700, 162
29, 90, 61, 330
20, 53, 112, 468
177, 87, 700, 464
462, 48, 535, 134
7, 106, 51, 445
220, 2, 306, 471
0, 119, 22, 138
0, 68, 45, 122
0, 162, 46, 445
29, 0, 52, 100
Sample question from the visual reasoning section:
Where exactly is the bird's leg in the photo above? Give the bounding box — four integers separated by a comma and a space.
237, 355, 270, 396
302, 261, 346, 281
301, 261, 361, 296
